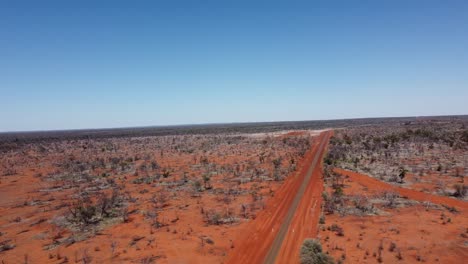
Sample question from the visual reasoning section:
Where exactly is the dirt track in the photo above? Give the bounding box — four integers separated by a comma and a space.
225, 131, 331, 264
335, 168, 468, 211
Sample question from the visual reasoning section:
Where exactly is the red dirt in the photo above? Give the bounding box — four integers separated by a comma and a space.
335, 168, 468, 211
321, 168, 468, 264
225, 131, 332, 264
322, 206, 468, 263
274, 139, 329, 263
0, 133, 318, 263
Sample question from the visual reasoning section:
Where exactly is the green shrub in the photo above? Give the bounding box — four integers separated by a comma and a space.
319, 215, 326, 224
300, 239, 335, 264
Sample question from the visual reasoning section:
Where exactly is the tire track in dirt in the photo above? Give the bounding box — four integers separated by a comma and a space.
273, 142, 329, 263
263, 132, 330, 264
225, 131, 331, 264
335, 168, 468, 211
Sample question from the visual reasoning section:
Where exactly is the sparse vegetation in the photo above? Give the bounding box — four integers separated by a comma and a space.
0, 124, 324, 262
319, 117, 468, 264
1, 116, 467, 263
327, 119, 467, 199
67, 189, 127, 228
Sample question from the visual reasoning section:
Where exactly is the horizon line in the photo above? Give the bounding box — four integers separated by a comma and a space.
1, 114, 467, 134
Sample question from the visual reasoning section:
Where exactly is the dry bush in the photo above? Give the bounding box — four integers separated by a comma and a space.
204, 209, 222, 225
328, 224, 344, 236
453, 184, 467, 198
67, 189, 126, 228
350, 195, 375, 214
150, 190, 170, 209
381, 191, 399, 208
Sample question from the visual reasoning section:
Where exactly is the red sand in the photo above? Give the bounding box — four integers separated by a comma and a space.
226, 131, 332, 264
1, 133, 319, 263
322, 168, 468, 264
335, 168, 468, 211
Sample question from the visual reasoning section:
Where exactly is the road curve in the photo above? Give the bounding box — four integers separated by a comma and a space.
225, 131, 331, 264
335, 168, 468, 211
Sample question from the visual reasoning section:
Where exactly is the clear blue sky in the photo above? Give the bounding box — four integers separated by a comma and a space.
1, 1, 467, 131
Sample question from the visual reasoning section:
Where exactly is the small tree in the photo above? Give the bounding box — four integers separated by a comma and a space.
162, 169, 171, 178
398, 167, 408, 183
202, 174, 212, 189
272, 157, 282, 170
453, 184, 467, 198
273, 170, 282, 181
193, 180, 203, 192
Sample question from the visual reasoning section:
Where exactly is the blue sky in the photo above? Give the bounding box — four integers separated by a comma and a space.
1, 1, 467, 131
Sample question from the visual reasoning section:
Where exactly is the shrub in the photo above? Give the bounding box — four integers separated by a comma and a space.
193, 180, 203, 192
272, 157, 282, 170
389, 242, 396, 252
453, 184, 467, 198
329, 224, 344, 236
398, 167, 408, 183
204, 209, 222, 225
300, 239, 335, 264
0, 243, 16, 252
151, 191, 169, 209
382, 191, 399, 208
319, 215, 326, 224
68, 190, 126, 227
202, 174, 212, 189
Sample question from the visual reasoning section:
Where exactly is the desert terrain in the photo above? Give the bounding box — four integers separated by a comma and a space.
0, 116, 467, 263
320, 118, 468, 263
0, 120, 327, 263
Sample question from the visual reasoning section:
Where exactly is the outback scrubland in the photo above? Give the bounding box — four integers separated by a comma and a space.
0, 124, 319, 263
1, 116, 467, 264
319, 117, 468, 264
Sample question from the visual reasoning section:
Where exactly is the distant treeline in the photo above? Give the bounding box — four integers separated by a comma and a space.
0, 115, 467, 146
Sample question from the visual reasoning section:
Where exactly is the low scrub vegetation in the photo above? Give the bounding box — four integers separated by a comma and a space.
300, 239, 335, 264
